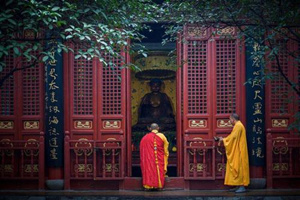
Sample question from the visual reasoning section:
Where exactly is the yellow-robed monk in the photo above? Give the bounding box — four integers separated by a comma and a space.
219, 113, 250, 193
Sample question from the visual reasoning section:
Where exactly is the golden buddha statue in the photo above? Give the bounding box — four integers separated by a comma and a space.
133, 78, 175, 131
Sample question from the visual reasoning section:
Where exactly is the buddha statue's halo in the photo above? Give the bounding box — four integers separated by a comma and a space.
134, 55, 177, 80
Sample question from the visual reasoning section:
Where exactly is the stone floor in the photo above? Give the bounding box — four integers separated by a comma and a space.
1, 189, 300, 200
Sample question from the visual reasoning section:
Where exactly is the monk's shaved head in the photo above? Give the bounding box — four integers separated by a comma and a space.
150, 123, 159, 130
230, 113, 240, 121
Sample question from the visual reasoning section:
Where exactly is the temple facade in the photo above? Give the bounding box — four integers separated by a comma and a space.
0, 25, 299, 190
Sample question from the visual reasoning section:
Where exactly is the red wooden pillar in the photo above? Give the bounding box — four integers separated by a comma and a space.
125, 42, 132, 177
266, 131, 273, 188
176, 32, 183, 176
64, 131, 70, 189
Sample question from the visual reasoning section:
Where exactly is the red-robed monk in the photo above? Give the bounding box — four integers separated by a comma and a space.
140, 123, 169, 190
219, 113, 250, 193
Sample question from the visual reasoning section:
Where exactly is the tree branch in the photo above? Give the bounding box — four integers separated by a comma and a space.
0, 58, 40, 88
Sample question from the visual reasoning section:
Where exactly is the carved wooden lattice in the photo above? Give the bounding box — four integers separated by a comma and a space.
73, 44, 94, 115
101, 53, 122, 115
0, 54, 14, 115
270, 41, 289, 114
22, 51, 41, 115
216, 40, 236, 114
187, 40, 208, 114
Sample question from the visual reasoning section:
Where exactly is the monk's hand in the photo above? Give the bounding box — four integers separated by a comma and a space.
219, 137, 223, 142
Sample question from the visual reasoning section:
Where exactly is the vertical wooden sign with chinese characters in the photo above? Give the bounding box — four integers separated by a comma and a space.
45, 39, 64, 167
246, 43, 265, 166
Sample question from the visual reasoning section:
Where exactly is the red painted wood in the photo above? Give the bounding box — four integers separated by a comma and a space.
39, 132, 45, 189
64, 131, 70, 189
0, 51, 16, 138
0, 47, 45, 189
264, 38, 299, 188
64, 42, 129, 188
176, 32, 183, 176
0, 133, 45, 189
266, 129, 300, 189
125, 42, 132, 177
180, 25, 245, 180
266, 131, 273, 188
265, 39, 298, 136
63, 45, 71, 134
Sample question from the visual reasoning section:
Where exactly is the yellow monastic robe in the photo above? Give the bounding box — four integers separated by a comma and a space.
223, 121, 250, 186
156, 131, 169, 173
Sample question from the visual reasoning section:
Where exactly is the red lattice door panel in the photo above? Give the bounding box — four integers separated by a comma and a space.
64, 43, 128, 180
0, 47, 44, 180
265, 40, 299, 136
98, 51, 126, 141
65, 44, 127, 141
66, 43, 98, 141
182, 26, 245, 139
212, 33, 245, 138
0, 52, 16, 141
0, 50, 44, 141
20, 50, 45, 141
183, 36, 211, 136
181, 25, 246, 179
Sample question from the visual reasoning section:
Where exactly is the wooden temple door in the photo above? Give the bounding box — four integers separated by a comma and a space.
179, 25, 246, 181
64, 43, 129, 187
0, 33, 45, 188
265, 38, 300, 188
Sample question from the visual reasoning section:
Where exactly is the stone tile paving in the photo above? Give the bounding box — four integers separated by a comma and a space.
1, 196, 300, 200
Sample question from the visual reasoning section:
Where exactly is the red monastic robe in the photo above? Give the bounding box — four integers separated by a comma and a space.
140, 130, 169, 189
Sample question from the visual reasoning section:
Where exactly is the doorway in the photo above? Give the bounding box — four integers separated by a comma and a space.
130, 52, 178, 177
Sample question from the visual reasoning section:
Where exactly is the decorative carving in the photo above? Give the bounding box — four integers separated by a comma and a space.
0, 139, 13, 156
105, 164, 112, 172
75, 164, 92, 173
189, 163, 206, 172
187, 27, 207, 38
105, 164, 119, 172
189, 137, 207, 155
103, 120, 121, 129
272, 119, 288, 128
189, 120, 207, 128
74, 138, 93, 156
217, 119, 232, 128
217, 163, 226, 172
74, 120, 93, 129
24, 121, 39, 129
0, 164, 13, 173
103, 138, 120, 156
0, 121, 14, 129
273, 163, 288, 171
216, 27, 235, 36
24, 139, 39, 157
24, 164, 39, 173
272, 137, 288, 155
